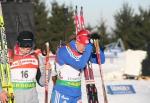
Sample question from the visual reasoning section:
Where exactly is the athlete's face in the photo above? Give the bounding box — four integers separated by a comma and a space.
19, 47, 32, 55
76, 41, 86, 53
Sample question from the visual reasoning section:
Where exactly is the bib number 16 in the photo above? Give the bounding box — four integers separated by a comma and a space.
21, 70, 28, 78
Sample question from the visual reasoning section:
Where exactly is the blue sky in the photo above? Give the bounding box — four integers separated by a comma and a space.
45, 0, 150, 31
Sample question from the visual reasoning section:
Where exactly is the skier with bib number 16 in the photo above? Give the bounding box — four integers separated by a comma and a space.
0, 31, 51, 103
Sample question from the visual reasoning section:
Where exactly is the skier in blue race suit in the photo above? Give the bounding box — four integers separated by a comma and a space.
51, 29, 105, 103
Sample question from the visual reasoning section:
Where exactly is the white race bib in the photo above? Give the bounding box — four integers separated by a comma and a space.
11, 68, 37, 82
56, 64, 81, 82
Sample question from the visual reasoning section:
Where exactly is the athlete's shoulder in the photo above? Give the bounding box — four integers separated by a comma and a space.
57, 45, 67, 54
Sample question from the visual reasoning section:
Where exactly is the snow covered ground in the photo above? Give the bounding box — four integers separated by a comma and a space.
37, 50, 150, 103
81, 64, 150, 103
37, 66, 150, 103
105, 80, 150, 103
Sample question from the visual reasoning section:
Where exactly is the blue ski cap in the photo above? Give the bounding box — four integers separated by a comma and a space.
17, 31, 34, 48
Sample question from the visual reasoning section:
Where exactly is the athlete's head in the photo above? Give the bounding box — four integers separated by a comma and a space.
76, 29, 90, 53
17, 31, 34, 55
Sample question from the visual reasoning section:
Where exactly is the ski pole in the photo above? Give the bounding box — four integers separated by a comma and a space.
80, 6, 85, 29
45, 42, 50, 103
94, 39, 108, 103
75, 5, 80, 35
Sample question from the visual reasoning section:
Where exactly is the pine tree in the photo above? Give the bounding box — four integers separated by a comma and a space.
113, 3, 134, 49
142, 42, 150, 76
34, 0, 74, 52
141, 7, 150, 76
33, 0, 50, 48
47, 1, 74, 51
138, 7, 150, 50
97, 19, 110, 45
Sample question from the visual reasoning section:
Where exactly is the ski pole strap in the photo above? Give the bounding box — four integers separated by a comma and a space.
13, 82, 36, 89
56, 79, 81, 88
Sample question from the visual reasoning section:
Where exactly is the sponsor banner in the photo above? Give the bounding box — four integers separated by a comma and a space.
107, 84, 136, 95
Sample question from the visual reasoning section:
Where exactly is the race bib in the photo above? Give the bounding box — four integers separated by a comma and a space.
57, 64, 81, 82
11, 68, 37, 82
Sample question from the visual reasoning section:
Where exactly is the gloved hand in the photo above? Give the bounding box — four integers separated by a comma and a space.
90, 33, 101, 40
89, 33, 105, 53
41, 44, 47, 56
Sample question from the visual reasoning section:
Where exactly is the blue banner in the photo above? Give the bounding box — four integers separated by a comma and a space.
107, 85, 136, 95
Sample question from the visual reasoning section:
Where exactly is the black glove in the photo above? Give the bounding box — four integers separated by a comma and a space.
90, 33, 101, 45
41, 41, 53, 56
41, 44, 47, 56
90, 33, 105, 53
90, 33, 101, 40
